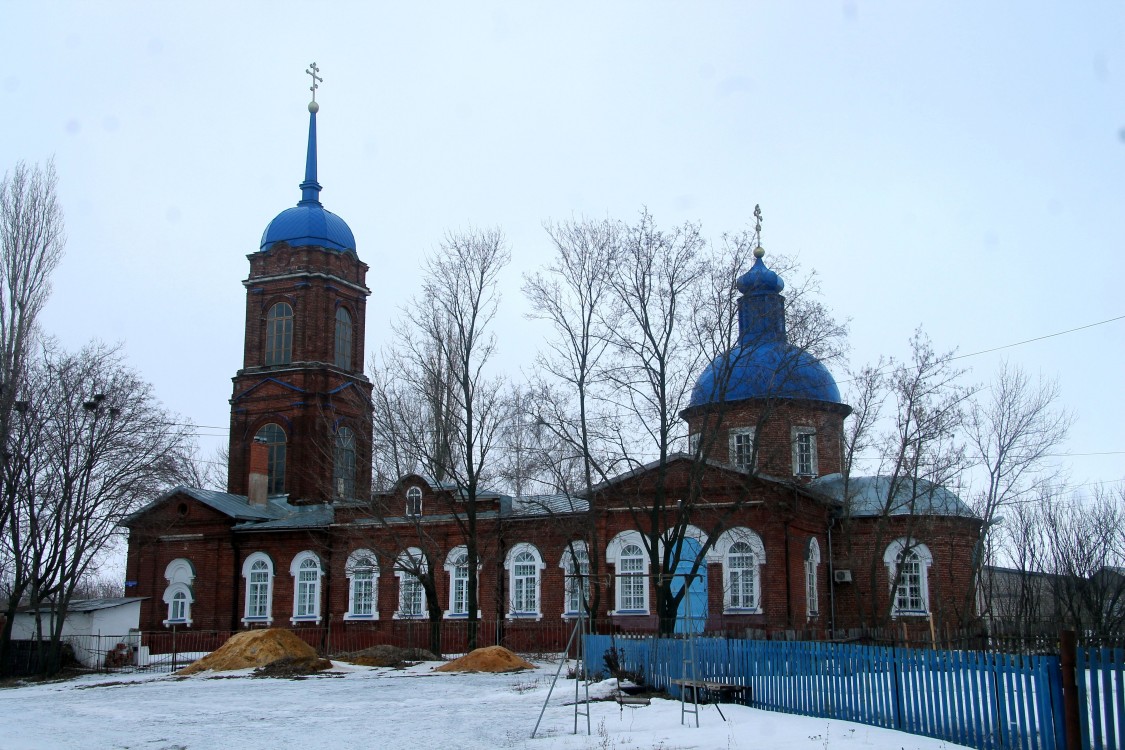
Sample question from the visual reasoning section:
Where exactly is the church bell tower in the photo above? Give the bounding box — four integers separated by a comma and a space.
227, 64, 373, 504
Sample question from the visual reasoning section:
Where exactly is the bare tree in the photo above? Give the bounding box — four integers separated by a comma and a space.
3, 341, 195, 674
0, 160, 65, 671
390, 227, 512, 649
963, 363, 1072, 616
0, 161, 65, 560
522, 216, 620, 619
1040, 483, 1125, 636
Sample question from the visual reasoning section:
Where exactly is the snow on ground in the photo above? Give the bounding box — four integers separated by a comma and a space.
0, 660, 972, 750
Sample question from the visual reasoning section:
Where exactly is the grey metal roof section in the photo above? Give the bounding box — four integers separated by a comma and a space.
808, 474, 976, 518
122, 485, 282, 524
19, 597, 146, 614
233, 503, 334, 531
510, 494, 589, 516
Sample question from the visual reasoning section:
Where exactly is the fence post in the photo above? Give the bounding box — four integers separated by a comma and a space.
1059, 630, 1081, 750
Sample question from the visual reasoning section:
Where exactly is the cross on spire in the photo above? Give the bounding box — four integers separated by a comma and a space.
753, 204, 763, 235
306, 62, 323, 103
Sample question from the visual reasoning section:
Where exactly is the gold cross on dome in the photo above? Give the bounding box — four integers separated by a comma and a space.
306, 62, 323, 102
753, 204, 763, 235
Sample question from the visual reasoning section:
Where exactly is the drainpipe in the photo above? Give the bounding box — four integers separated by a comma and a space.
230, 530, 242, 632
783, 519, 792, 628
827, 513, 837, 637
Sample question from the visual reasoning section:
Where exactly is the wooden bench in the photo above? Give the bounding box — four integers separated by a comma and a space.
669, 679, 752, 705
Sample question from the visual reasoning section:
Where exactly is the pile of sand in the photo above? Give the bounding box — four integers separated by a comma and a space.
434, 645, 535, 673
340, 644, 438, 668
177, 629, 331, 676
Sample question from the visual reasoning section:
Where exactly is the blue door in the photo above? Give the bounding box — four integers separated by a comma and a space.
674, 537, 707, 634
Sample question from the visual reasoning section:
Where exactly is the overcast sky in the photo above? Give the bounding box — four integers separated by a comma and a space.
4, 2, 1123, 499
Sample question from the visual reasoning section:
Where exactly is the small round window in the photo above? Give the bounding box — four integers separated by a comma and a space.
177, 503, 189, 517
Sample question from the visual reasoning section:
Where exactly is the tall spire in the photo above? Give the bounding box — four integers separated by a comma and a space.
298, 62, 323, 207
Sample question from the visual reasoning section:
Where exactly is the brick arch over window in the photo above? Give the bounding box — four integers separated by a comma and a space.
394, 547, 428, 619
559, 541, 590, 616
264, 301, 293, 365
242, 552, 275, 625
606, 530, 649, 615
344, 549, 379, 620
713, 527, 766, 614
805, 537, 821, 618
254, 423, 287, 495
443, 545, 481, 619
162, 558, 195, 627
884, 538, 933, 616
289, 551, 324, 624
505, 543, 545, 620
333, 423, 356, 498
334, 305, 353, 370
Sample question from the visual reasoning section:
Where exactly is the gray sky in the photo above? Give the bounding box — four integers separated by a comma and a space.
4, 2, 1123, 496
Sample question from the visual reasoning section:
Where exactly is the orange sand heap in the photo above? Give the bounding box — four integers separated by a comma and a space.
434, 645, 535, 673
177, 628, 330, 676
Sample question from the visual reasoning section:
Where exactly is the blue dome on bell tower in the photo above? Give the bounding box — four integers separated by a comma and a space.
260, 96, 356, 254
688, 246, 842, 408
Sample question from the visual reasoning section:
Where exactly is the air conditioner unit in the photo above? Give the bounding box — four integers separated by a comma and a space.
834, 569, 853, 583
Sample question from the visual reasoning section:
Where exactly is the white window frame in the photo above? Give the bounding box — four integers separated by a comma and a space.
729, 427, 756, 471
443, 545, 482, 619
884, 538, 933, 616
504, 542, 545, 620
805, 537, 821, 618
559, 542, 591, 618
344, 549, 379, 620
162, 558, 195, 627
792, 427, 818, 477
715, 527, 766, 614
406, 486, 423, 517
242, 552, 275, 626
606, 531, 649, 615
394, 547, 428, 619
290, 551, 324, 625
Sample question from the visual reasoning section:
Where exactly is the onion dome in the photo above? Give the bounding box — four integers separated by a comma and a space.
689, 247, 842, 407
260, 98, 356, 253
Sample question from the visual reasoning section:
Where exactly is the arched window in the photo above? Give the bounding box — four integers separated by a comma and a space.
505, 543, 545, 619
254, 423, 286, 495
805, 538, 821, 618
406, 486, 422, 517
715, 527, 766, 614
607, 531, 649, 615
560, 542, 590, 616
290, 551, 323, 624
884, 538, 933, 616
170, 591, 188, 621
394, 548, 427, 619
334, 307, 352, 370
334, 426, 356, 498
163, 558, 195, 627
242, 552, 275, 625
265, 302, 293, 365
345, 549, 379, 620
443, 546, 479, 618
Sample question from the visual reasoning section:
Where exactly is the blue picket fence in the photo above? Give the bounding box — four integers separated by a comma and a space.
585, 634, 1066, 750
1077, 647, 1124, 750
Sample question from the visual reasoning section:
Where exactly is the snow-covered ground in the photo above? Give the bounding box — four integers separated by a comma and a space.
0, 660, 972, 750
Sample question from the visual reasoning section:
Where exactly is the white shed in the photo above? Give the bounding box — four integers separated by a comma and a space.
11, 598, 145, 668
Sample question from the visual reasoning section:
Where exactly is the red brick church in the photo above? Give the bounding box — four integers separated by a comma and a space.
123, 86, 982, 649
